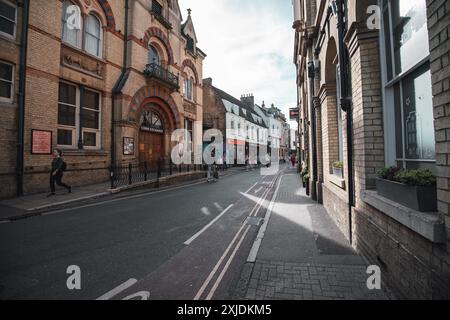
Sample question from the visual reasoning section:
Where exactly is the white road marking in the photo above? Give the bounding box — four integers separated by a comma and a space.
194, 174, 278, 300
254, 186, 263, 194
96, 278, 137, 300
247, 176, 283, 263
244, 182, 258, 195
206, 225, 251, 300
184, 204, 234, 246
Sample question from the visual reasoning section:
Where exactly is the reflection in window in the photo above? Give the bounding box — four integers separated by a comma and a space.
401, 67, 434, 160
390, 0, 429, 75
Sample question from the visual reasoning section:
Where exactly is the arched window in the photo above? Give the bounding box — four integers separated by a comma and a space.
182, 78, 187, 97
62, 0, 82, 48
85, 14, 102, 57
148, 45, 160, 65
187, 77, 194, 100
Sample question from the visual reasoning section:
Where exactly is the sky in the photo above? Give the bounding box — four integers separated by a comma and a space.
179, 0, 298, 128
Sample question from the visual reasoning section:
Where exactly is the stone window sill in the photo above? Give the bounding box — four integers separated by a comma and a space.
362, 190, 446, 243
329, 174, 345, 189
60, 149, 109, 157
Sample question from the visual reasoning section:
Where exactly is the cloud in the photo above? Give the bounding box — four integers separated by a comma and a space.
179, 0, 298, 127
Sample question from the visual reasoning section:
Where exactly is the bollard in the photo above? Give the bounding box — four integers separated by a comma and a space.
109, 166, 115, 189
128, 163, 132, 185
144, 161, 148, 181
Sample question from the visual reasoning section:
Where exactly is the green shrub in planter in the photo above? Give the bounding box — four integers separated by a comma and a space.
332, 161, 343, 169
394, 169, 436, 187
375, 167, 437, 212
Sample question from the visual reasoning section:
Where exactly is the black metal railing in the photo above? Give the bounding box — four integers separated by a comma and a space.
108, 159, 210, 189
151, 9, 173, 30
144, 63, 179, 89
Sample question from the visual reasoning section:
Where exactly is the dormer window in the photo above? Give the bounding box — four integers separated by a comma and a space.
186, 36, 195, 54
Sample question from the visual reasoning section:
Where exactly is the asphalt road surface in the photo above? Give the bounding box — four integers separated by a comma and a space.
0, 167, 281, 300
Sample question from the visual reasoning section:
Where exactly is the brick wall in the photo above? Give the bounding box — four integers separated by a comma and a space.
427, 0, 450, 249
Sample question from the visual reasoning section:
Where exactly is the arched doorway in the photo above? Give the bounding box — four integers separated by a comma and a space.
138, 103, 173, 168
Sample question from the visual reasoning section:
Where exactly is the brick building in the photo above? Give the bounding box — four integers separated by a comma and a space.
202, 79, 268, 164
0, 0, 205, 199
293, 0, 450, 298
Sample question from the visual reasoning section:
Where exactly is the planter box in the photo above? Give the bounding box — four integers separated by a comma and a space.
333, 167, 343, 178
375, 178, 437, 212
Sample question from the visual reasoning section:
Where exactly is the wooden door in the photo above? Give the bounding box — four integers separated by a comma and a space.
139, 131, 164, 168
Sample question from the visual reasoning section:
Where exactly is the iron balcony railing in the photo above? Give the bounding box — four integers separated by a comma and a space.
144, 63, 179, 89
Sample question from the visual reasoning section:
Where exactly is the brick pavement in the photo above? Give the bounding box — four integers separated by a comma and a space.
237, 168, 393, 300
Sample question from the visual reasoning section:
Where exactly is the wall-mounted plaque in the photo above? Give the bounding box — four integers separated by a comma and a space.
31, 130, 52, 155
123, 137, 135, 156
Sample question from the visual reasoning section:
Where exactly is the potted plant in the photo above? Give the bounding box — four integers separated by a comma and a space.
376, 166, 437, 212
332, 161, 344, 177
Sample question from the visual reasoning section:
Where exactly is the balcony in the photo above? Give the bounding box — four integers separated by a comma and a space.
151, 9, 173, 30
144, 63, 179, 91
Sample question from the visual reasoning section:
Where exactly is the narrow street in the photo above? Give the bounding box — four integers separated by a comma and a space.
0, 168, 276, 300
0, 166, 391, 300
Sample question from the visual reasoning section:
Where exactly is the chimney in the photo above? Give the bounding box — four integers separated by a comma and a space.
203, 78, 213, 86
240, 93, 254, 107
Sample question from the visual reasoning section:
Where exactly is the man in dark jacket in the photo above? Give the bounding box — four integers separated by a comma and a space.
48, 149, 71, 197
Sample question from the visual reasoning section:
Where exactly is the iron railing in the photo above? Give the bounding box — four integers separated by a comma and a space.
144, 63, 179, 89
108, 159, 211, 189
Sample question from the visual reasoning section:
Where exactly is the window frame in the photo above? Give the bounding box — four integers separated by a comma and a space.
84, 14, 103, 59
57, 81, 102, 150
81, 88, 102, 150
380, 0, 434, 169
0, 60, 14, 102
0, 0, 17, 40
61, 0, 83, 49
57, 81, 79, 148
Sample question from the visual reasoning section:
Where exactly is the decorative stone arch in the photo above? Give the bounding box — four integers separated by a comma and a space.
66, 0, 116, 30
182, 59, 199, 84
148, 40, 169, 66
96, 0, 116, 31
143, 27, 175, 65
128, 85, 181, 128
325, 37, 338, 84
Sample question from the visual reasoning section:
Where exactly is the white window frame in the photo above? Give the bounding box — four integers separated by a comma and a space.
57, 82, 79, 149
57, 82, 102, 150
0, 60, 14, 102
81, 88, 102, 150
0, 0, 17, 40
62, 0, 83, 49
380, 0, 434, 168
84, 14, 103, 59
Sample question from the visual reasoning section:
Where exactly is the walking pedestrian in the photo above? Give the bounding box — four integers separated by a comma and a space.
48, 149, 71, 197
290, 154, 297, 168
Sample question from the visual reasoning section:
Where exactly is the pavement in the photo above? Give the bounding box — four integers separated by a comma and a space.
234, 167, 394, 300
0, 167, 242, 222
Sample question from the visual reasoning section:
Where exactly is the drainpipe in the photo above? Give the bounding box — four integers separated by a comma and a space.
336, 0, 354, 244
111, 0, 129, 167
307, 61, 318, 201
16, 0, 30, 196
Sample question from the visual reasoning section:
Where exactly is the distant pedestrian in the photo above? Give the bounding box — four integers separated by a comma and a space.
291, 154, 297, 168
48, 149, 71, 197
